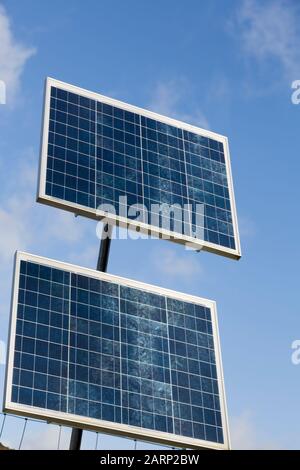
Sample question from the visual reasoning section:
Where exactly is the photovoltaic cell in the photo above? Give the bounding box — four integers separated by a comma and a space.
39, 78, 241, 259
4, 253, 229, 449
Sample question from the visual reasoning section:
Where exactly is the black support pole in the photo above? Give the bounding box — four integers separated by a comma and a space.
69, 223, 113, 450
69, 427, 82, 451
96, 223, 113, 272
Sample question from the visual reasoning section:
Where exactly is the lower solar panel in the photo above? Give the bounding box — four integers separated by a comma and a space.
3, 252, 230, 449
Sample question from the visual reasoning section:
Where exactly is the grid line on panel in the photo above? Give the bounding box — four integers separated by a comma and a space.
32, 270, 40, 405
180, 127, 192, 239
94, 102, 98, 212
66, 269, 72, 414
117, 283, 123, 426
138, 114, 145, 221
164, 295, 176, 436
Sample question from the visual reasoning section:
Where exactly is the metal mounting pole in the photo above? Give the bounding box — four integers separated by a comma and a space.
96, 223, 113, 272
69, 223, 113, 450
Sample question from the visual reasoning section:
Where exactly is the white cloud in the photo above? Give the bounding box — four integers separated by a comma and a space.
230, 410, 257, 449
149, 79, 210, 129
48, 211, 86, 244
18, 422, 166, 450
238, 215, 257, 238
180, 109, 210, 133
0, 157, 75, 263
0, 206, 31, 262
0, 148, 86, 250
149, 79, 186, 117
23, 423, 71, 450
1, 419, 72, 450
0, 4, 35, 103
230, 410, 278, 450
151, 246, 202, 282
0, 150, 98, 317
0, 339, 6, 365
234, 0, 300, 79
67, 243, 99, 268
17, 147, 38, 188
0, 153, 37, 262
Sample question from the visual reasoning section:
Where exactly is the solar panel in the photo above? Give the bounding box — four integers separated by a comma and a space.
4, 252, 230, 450
37, 78, 241, 260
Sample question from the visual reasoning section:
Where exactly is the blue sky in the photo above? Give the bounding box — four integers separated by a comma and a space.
0, 0, 300, 449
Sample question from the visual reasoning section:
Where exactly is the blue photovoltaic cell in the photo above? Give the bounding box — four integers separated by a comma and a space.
10, 258, 224, 445
44, 85, 236, 251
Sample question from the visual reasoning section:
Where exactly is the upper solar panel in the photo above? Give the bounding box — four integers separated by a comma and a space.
4, 252, 230, 450
38, 78, 241, 259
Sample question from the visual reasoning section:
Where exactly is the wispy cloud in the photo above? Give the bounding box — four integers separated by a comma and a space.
0, 416, 71, 450
0, 340, 6, 365
0, 204, 31, 263
22, 422, 71, 450
230, 410, 258, 449
151, 245, 202, 284
238, 215, 257, 238
48, 211, 86, 244
0, 149, 37, 262
0, 149, 94, 254
0, 4, 35, 104
0, 149, 98, 318
231, 410, 278, 449
148, 78, 210, 129
233, 0, 300, 80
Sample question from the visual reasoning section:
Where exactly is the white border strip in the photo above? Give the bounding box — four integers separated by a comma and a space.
3, 251, 230, 450
37, 77, 241, 260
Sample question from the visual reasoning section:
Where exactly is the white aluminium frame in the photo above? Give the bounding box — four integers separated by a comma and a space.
37, 77, 241, 260
4, 251, 230, 450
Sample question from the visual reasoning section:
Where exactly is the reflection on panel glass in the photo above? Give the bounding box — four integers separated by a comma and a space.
11, 259, 224, 445
45, 86, 235, 251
